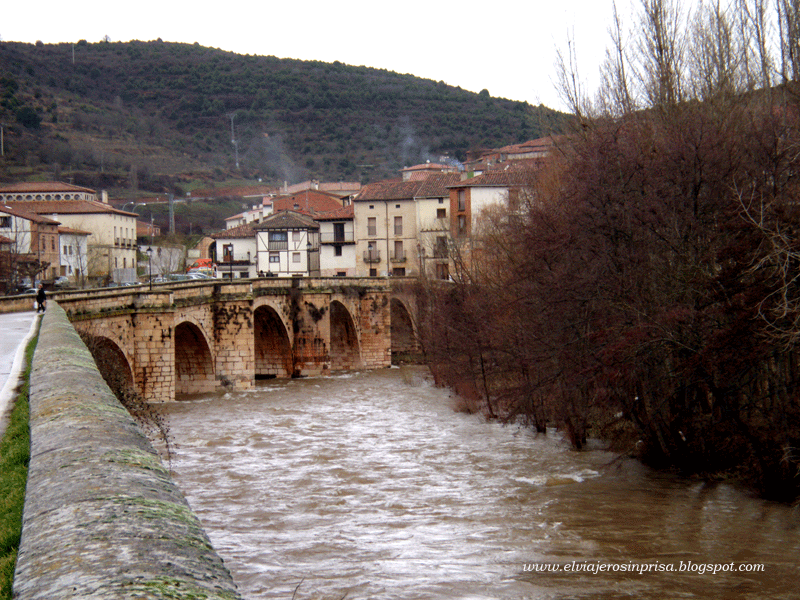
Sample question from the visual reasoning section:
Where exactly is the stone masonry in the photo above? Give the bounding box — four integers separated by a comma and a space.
13, 304, 243, 600
53, 278, 398, 402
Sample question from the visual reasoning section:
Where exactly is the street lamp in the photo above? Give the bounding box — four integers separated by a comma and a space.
225, 244, 233, 280
146, 247, 153, 291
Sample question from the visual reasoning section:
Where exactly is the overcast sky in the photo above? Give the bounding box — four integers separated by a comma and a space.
3, 0, 686, 111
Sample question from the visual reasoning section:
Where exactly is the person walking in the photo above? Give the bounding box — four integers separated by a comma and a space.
36, 283, 46, 313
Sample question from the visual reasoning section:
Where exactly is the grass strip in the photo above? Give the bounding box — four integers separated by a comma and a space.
0, 324, 38, 600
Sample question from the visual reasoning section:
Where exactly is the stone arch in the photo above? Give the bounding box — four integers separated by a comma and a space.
253, 304, 293, 379
82, 334, 134, 389
174, 321, 216, 396
390, 298, 418, 360
329, 300, 363, 371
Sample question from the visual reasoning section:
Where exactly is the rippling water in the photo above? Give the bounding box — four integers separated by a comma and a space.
161, 367, 800, 599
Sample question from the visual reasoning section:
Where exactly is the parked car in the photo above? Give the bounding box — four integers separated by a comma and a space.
53, 276, 71, 288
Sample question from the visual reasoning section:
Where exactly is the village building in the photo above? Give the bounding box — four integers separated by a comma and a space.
315, 204, 355, 277
8, 199, 139, 284
58, 226, 91, 285
0, 203, 61, 289
0, 181, 101, 203
253, 211, 320, 277
210, 223, 258, 279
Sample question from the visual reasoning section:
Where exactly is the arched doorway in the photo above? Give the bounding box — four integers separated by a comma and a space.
254, 305, 293, 378
174, 321, 215, 395
329, 300, 362, 371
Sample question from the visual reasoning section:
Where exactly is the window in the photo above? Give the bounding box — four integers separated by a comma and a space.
269, 252, 280, 263
458, 189, 466, 211
392, 267, 406, 276
0, 216, 10, 227
367, 217, 377, 236
434, 236, 448, 258
369, 268, 377, 277
436, 263, 449, 280
123, 258, 127, 268
437, 208, 447, 219
336, 271, 347, 277
268, 231, 288, 250
333, 222, 345, 242
292, 252, 301, 263
394, 216, 402, 236
394, 240, 404, 261
292, 230, 302, 242
63, 245, 68, 255
334, 245, 342, 257
458, 215, 467, 236
52, 238, 55, 251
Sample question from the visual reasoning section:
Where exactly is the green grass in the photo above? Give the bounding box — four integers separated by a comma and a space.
0, 324, 38, 600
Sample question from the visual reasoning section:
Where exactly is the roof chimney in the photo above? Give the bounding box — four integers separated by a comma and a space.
101, 190, 109, 204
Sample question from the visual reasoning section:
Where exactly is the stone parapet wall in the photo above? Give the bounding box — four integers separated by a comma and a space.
13, 303, 243, 600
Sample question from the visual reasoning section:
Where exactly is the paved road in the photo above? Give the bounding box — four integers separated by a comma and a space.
0, 311, 39, 439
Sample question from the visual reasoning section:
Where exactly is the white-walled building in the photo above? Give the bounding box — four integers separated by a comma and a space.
58, 226, 90, 285
316, 205, 355, 277
211, 223, 258, 279
254, 211, 320, 277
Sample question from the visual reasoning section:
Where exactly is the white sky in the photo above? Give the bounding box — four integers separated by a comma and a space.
2, 0, 689, 111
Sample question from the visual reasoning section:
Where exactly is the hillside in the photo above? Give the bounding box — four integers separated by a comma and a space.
0, 39, 569, 197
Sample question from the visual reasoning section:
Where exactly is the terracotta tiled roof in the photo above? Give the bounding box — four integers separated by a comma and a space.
355, 180, 422, 201
211, 222, 257, 239
313, 204, 354, 221
447, 169, 536, 188
415, 173, 461, 198
253, 210, 320, 231
6, 199, 138, 217
0, 234, 14, 244
57, 226, 92, 236
0, 181, 96, 194
0, 203, 61, 225
272, 190, 344, 214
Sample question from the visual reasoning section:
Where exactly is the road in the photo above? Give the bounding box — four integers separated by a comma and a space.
0, 311, 39, 438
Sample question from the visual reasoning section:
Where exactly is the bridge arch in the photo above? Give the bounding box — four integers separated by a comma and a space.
329, 300, 363, 371
82, 334, 134, 390
174, 320, 216, 396
390, 297, 418, 359
253, 304, 293, 379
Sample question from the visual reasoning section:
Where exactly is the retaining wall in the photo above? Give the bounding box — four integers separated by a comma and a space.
13, 303, 243, 600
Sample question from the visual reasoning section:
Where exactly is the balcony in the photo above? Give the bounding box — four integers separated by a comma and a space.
268, 240, 288, 251
390, 251, 407, 263
320, 231, 355, 244
363, 250, 381, 264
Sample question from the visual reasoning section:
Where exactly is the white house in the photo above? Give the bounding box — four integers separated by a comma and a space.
58, 226, 90, 285
254, 211, 320, 277
315, 204, 355, 277
211, 223, 258, 279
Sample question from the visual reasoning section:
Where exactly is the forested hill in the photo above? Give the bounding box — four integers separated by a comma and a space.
0, 39, 569, 193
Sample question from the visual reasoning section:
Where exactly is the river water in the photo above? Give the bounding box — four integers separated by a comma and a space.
160, 367, 799, 599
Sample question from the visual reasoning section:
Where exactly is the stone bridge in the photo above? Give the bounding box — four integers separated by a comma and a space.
46, 277, 419, 402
